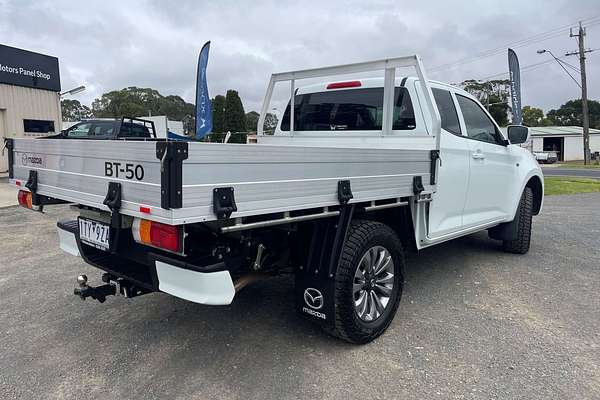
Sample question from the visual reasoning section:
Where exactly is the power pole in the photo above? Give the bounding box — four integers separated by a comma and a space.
567, 22, 594, 164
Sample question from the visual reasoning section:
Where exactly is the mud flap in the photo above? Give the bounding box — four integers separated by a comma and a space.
295, 205, 354, 327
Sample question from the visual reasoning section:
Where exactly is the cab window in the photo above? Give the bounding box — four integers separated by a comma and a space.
432, 88, 461, 135
91, 121, 115, 137
281, 87, 415, 131
119, 123, 150, 138
65, 122, 92, 137
456, 95, 504, 145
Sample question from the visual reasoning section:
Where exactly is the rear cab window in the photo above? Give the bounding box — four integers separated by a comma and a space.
281, 87, 415, 131
120, 123, 151, 138
432, 88, 461, 135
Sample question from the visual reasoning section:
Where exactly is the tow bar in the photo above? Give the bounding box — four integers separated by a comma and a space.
74, 274, 147, 303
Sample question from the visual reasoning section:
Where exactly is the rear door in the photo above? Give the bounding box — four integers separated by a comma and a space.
427, 88, 470, 238
455, 94, 514, 228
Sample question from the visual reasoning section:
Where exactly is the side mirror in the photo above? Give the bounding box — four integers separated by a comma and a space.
507, 125, 530, 145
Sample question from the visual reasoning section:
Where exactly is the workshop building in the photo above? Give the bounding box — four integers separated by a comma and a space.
0, 44, 61, 172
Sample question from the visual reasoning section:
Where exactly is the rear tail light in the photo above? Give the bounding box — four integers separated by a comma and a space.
132, 218, 183, 253
17, 190, 33, 209
326, 80, 362, 89
150, 223, 180, 253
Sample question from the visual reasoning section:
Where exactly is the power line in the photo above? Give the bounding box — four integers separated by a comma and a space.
429, 16, 600, 73
433, 18, 600, 71
473, 51, 593, 81
556, 58, 580, 73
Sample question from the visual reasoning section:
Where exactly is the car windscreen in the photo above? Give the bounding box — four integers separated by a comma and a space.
280, 87, 415, 131
65, 122, 93, 137
64, 121, 115, 138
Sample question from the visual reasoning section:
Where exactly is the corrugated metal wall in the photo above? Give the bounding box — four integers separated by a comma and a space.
0, 83, 61, 171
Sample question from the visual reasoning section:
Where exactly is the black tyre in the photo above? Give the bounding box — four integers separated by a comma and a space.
503, 187, 533, 254
326, 220, 404, 344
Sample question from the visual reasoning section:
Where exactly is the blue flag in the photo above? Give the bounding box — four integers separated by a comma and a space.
508, 48, 522, 125
195, 41, 212, 138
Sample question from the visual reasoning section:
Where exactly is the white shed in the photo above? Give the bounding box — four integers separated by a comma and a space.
528, 126, 600, 162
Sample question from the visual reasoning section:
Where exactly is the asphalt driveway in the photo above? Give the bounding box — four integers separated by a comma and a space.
542, 167, 600, 178
1, 194, 599, 399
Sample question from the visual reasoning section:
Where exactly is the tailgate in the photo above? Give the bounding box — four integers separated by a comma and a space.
8, 138, 169, 220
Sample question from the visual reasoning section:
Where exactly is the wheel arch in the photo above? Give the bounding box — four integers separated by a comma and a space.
526, 175, 543, 216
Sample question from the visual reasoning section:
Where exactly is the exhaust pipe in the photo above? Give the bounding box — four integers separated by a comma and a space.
233, 272, 268, 292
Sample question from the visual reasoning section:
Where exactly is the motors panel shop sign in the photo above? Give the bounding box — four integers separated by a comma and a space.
0, 44, 61, 92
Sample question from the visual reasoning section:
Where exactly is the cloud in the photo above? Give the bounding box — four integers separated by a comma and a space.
0, 0, 598, 113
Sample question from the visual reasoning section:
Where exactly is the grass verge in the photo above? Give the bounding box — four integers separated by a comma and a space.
544, 176, 600, 195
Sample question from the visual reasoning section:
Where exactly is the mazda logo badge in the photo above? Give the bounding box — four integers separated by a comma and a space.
303, 288, 324, 310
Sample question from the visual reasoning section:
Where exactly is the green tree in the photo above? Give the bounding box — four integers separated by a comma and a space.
61, 99, 93, 121
461, 79, 510, 126
224, 90, 246, 132
547, 99, 600, 129
91, 87, 194, 125
211, 95, 226, 133
522, 106, 551, 127
245, 111, 260, 132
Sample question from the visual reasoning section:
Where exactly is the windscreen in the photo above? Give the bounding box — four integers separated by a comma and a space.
280, 87, 415, 131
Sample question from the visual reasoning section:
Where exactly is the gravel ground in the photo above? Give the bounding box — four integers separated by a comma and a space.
0, 177, 17, 208
0, 194, 599, 400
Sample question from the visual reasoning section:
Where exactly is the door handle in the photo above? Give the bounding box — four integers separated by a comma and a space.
472, 152, 485, 159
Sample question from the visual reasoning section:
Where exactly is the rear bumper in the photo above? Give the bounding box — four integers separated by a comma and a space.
56, 220, 236, 305
57, 220, 80, 257
155, 261, 235, 305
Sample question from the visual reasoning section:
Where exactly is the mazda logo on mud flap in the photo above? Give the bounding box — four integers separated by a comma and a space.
303, 288, 324, 310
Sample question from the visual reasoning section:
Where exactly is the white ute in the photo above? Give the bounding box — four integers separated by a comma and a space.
7, 55, 543, 343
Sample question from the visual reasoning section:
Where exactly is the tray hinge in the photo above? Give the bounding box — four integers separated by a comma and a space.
337, 180, 353, 205
413, 176, 424, 195
213, 187, 237, 219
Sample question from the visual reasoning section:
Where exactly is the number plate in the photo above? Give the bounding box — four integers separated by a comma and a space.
78, 218, 110, 251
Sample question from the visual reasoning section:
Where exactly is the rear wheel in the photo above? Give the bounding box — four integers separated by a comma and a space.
325, 220, 404, 344
503, 187, 533, 254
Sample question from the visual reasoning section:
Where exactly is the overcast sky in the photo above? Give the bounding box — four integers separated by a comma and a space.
1, 0, 598, 114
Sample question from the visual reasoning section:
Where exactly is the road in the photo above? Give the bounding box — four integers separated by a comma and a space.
1, 194, 599, 400
542, 167, 600, 179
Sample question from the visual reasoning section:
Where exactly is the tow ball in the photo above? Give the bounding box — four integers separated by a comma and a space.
73, 274, 147, 303
73, 275, 116, 303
